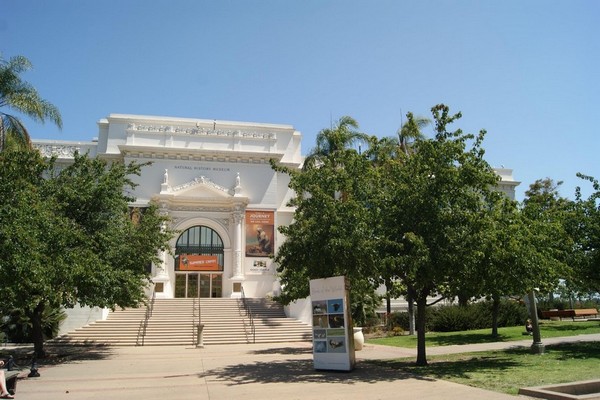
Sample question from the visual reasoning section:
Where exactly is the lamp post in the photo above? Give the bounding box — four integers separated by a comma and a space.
527, 290, 545, 354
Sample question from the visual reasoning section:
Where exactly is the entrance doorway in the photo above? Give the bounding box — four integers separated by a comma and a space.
174, 225, 225, 298
175, 273, 222, 298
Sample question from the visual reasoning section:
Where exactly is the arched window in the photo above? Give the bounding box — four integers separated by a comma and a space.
175, 225, 224, 271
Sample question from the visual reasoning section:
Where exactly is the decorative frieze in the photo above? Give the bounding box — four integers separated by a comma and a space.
34, 144, 80, 158
170, 176, 233, 196
127, 123, 276, 141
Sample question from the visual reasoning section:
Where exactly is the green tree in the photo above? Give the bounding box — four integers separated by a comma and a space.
398, 112, 430, 156
379, 104, 499, 365
0, 150, 172, 357
570, 174, 600, 293
303, 116, 369, 170
366, 112, 430, 334
272, 118, 381, 326
0, 54, 62, 151
462, 193, 563, 338
521, 178, 573, 294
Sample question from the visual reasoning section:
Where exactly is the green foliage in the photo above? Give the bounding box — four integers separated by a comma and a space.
429, 301, 529, 332
1, 303, 66, 342
429, 305, 478, 332
520, 178, 573, 293
570, 174, 600, 293
272, 118, 380, 306
0, 53, 62, 152
349, 280, 382, 326
0, 150, 173, 356
387, 300, 529, 333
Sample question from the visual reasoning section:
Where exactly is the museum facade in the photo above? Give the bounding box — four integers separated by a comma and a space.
34, 114, 302, 302
33, 113, 520, 327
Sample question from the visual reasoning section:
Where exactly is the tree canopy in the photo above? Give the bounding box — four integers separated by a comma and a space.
273, 105, 515, 365
570, 174, 600, 293
0, 150, 172, 357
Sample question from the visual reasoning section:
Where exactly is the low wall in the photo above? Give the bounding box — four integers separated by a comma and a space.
59, 305, 108, 336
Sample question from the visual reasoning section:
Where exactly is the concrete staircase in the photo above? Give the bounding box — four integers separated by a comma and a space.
53, 298, 312, 346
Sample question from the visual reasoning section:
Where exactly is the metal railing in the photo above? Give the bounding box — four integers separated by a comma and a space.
193, 297, 203, 347
136, 285, 156, 346
240, 285, 255, 343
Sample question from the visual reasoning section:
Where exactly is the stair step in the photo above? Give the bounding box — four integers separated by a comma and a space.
54, 298, 312, 346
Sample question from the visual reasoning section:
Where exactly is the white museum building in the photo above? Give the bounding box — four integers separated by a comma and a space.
33, 113, 519, 332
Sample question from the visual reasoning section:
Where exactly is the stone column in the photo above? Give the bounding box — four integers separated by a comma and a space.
232, 210, 244, 279
153, 204, 171, 298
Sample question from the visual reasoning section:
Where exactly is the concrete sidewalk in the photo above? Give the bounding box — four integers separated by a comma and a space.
8, 334, 600, 400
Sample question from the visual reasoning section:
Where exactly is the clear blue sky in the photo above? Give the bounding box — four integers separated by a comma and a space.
3, 0, 598, 200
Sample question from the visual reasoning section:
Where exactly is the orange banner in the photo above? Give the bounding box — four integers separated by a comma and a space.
179, 255, 220, 271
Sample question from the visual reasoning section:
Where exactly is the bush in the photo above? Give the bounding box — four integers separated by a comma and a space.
386, 299, 530, 333
0, 304, 66, 343
430, 305, 476, 332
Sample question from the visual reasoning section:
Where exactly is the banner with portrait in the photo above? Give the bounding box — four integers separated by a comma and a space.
245, 210, 274, 257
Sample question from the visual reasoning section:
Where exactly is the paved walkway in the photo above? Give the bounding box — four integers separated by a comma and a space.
6, 333, 600, 400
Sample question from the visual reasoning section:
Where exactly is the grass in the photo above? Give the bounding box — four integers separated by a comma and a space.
365, 321, 600, 395
368, 342, 600, 395
366, 320, 600, 347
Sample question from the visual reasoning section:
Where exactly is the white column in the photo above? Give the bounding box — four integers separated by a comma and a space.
153, 205, 171, 298
232, 210, 244, 279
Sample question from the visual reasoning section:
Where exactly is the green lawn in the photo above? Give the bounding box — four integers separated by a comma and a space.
368, 342, 600, 395
365, 321, 600, 395
367, 320, 600, 347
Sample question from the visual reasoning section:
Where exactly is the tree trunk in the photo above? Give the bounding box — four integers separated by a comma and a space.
407, 291, 415, 336
415, 296, 428, 366
31, 302, 46, 359
458, 292, 469, 307
385, 278, 392, 316
491, 295, 500, 338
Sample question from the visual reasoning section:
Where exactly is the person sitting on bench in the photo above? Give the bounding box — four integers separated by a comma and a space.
0, 361, 15, 399
525, 319, 533, 335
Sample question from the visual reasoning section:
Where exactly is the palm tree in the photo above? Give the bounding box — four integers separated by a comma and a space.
303, 116, 369, 170
397, 112, 430, 155
366, 112, 431, 165
0, 54, 62, 152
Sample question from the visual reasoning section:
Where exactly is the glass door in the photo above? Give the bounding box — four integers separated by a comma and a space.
175, 273, 223, 298
188, 274, 199, 298
211, 274, 222, 297
199, 274, 211, 298
175, 274, 186, 298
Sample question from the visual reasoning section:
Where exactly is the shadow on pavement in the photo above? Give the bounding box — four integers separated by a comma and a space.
201, 358, 434, 386
250, 346, 313, 355
0, 343, 115, 368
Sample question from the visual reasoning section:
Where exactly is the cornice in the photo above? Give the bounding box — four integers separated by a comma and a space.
105, 113, 295, 132
118, 144, 284, 164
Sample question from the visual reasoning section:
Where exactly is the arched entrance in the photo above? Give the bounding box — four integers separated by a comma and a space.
174, 225, 224, 298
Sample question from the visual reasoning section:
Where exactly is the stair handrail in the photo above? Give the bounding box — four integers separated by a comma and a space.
137, 284, 156, 346
193, 297, 202, 346
240, 285, 255, 343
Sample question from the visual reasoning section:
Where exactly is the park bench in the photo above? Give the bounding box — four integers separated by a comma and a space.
541, 308, 598, 321
572, 308, 598, 318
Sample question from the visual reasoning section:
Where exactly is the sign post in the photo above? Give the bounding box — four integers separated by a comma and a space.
309, 276, 356, 371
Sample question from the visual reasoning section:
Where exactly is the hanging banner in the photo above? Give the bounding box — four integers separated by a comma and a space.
310, 276, 356, 371
245, 210, 275, 257
178, 255, 220, 271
